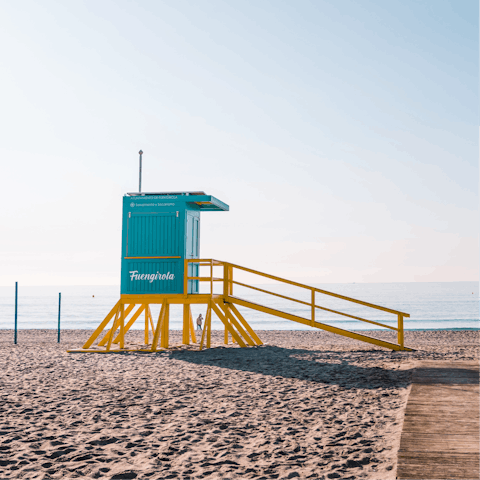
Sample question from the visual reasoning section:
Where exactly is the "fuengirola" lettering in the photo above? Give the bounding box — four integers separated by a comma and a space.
129, 271, 175, 282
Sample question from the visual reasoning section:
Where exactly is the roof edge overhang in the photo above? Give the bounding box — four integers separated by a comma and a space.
125, 192, 229, 211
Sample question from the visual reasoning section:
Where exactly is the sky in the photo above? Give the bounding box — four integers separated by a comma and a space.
0, 0, 478, 286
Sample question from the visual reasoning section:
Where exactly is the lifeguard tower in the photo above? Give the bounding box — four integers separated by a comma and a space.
70, 185, 412, 353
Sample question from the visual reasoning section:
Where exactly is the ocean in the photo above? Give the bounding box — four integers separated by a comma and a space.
0, 281, 478, 332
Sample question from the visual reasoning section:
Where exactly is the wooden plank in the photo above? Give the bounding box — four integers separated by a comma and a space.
396, 361, 479, 480
402, 425, 479, 434
397, 464, 479, 480
397, 453, 479, 466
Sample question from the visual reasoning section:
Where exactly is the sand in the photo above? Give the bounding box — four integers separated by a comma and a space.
0, 329, 478, 480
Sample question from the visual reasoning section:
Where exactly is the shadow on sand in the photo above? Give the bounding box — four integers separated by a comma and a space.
146, 345, 414, 390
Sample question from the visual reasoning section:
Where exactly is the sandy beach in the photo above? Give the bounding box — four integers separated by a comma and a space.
0, 329, 478, 480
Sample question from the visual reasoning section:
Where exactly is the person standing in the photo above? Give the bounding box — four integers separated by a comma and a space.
196, 313, 203, 331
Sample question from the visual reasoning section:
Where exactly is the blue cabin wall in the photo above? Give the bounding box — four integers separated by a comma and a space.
121, 196, 191, 295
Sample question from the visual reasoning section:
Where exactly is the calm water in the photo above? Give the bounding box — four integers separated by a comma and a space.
0, 282, 478, 332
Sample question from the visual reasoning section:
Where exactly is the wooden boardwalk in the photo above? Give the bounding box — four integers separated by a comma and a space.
397, 361, 479, 480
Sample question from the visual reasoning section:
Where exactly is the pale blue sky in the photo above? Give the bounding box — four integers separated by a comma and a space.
0, 0, 478, 285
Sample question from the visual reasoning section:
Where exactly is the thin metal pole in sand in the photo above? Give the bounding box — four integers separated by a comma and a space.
57, 292, 61, 343
14, 282, 18, 344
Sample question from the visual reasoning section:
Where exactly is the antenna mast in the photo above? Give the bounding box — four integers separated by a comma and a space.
138, 150, 143, 193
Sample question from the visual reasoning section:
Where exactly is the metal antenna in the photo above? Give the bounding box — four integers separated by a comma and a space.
138, 150, 143, 193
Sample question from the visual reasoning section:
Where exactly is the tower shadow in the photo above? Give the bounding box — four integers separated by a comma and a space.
166, 345, 413, 390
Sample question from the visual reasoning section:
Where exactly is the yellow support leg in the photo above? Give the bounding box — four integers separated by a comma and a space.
183, 304, 190, 345
82, 300, 121, 349
398, 314, 404, 348
224, 324, 229, 344
145, 305, 149, 345
151, 301, 166, 352
160, 303, 170, 349
189, 307, 197, 343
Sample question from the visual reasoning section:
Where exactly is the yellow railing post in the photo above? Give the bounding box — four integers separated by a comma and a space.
398, 314, 404, 348
210, 259, 214, 295
223, 262, 229, 298
311, 289, 315, 326
228, 265, 233, 295
184, 259, 188, 294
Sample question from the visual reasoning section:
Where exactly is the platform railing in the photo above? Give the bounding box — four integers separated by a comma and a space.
185, 259, 409, 348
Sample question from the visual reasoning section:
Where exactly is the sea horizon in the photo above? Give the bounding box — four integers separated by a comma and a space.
1, 281, 477, 332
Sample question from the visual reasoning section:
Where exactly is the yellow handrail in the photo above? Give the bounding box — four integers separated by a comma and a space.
225, 261, 409, 316
230, 279, 398, 331
185, 258, 408, 345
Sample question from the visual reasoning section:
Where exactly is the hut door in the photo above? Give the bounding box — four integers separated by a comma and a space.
186, 214, 200, 294
186, 215, 200, 259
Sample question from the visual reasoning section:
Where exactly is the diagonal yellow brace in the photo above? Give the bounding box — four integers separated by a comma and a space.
211, 302, 246, 347
98, 304, 136, 346
112, 304, 145, 344
218, 301, 255, 346
199, 304, 211, 351
82, 300, 121, 349
148, 306, 155, 336
228, 303, 263, 346
106, 306, 122, 352
119, 304, 125, 349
